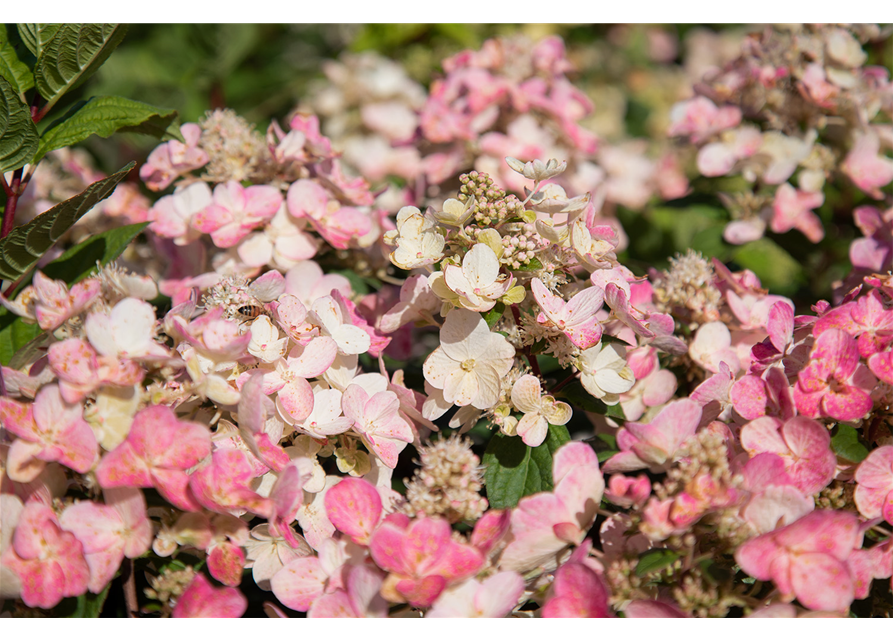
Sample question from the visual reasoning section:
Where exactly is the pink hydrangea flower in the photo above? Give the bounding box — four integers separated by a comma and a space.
188, 449, 274, 518
172, 573, 247, 618
139, 123, 209, 191
849, 205, 892, 272
841, 131, 893, 199
1, 272, 101, 331
0, 384, 98, 482
48, 338, 143, 403
667, 96, 742, 144
427, 571, 524, 618
542, 561, 612, 618
368, 514, 484, 608
191, 181, 283, 248
771, 183, 824, 242
735, 510, 860, 611
59, 488, 152, 593
792, 328, 875, 421
531, 278, 604, 349
602, 399, 702, 474
814, 289, 893, 358
95, 404, 211, 511
500, 442, 605, 572
741, 416, 837, 495
324, 477, 383, 545
148, 181, 213, 245
853, 446, 893, 524
308, 564, 389, 618
0, 500, 90, 609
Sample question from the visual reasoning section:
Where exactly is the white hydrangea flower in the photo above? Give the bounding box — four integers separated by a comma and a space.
577, 342, 635, 405
433, 197, 475, 227
248, 316, 289, 363
387, 206, 445, 270
505, 157, 567, 182
443, 243, 513, 312
423, 308, 515, 410
310, 295, 371, 356
510, 374, 572, 447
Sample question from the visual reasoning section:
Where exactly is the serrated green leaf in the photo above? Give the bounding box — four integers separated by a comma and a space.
482, 302, 504, 329
34, 95, 180, 163
0, 74, 38, 173
483, 423, 571, 509
42, 222, 149, 285
0, 25, 35, 96
830, 424, 870, 463
34, 24, 127, 115
17, 24, 61, 58
0, 162, 135, 282
635, 549, 680, 577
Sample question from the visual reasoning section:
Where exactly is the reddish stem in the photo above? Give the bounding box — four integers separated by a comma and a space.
1, 169, 23, 239
549, 371, 577, 395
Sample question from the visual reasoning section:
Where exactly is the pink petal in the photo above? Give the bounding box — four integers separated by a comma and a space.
172, 573, 247, 618
208, 541, 246, 587
790, 553, 854, 611
324, 477, 383, 545
270, 556, 326, 612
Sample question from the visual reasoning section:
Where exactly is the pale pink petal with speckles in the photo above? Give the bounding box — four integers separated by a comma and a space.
325, 477, 383, 545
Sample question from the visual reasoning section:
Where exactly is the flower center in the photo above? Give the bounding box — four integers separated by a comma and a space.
461, 358, 476, 372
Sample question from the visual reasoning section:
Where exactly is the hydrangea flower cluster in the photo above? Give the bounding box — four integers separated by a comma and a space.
1, 27, 891, 620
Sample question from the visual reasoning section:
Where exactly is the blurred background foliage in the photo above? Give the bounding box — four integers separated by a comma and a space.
62, 24, 892, 311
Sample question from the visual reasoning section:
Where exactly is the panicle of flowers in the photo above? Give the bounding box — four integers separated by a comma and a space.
653, 249, 723, 328
402, 435, 488, 523
199, 109, 268, 184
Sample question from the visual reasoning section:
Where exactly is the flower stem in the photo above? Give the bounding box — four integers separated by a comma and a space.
549, 371, 577, 394
122, 558, 139, 618
510, 304, 541, 377
1, 168, 23, 239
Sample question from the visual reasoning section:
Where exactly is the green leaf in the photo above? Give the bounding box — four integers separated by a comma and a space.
514, 256, 543, 272
332, 269, 369, 296
34, 95, 180, 163
53, 584, 110, 617
732, 238, 804, 296
650, 204, 726, 254
482, 302, 504, 329
555, 380, 624, 420
0, 25, 35, 96
42, 221, 149, 285
0, 74, 38, 173
8, 330, 51, 370
587, 432, 619, 464
17, 24, 61, 59
698, 558, 732, 586
483, 423, 571, 509
635, 549, 681, 577
33, 24, 128, 115
0, 162, 135, 283
830, 424, 870, 463
0, 310, 41, 366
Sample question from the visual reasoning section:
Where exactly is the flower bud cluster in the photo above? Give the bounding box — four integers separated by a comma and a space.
403, 435, 488, 523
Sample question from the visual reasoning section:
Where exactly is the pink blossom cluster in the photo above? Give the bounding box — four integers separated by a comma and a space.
1, 28, 892, 620
666, 24, 892, 246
